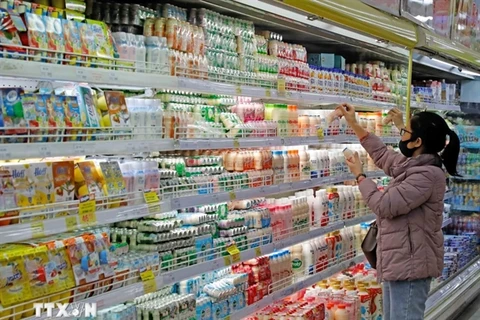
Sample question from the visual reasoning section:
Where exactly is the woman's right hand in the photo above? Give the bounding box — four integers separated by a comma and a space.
336, 103, 357, 126
388, 108, 405, 130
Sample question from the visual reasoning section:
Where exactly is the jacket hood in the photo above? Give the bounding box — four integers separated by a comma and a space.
391, 153, 443, 178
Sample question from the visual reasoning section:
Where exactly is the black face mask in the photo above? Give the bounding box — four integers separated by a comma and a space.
399, 138, 418, 157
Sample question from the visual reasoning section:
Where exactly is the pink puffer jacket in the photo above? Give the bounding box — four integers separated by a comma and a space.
359, 133, 445, 281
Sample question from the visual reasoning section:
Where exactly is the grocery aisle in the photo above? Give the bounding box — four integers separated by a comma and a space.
455, 294, 480, 320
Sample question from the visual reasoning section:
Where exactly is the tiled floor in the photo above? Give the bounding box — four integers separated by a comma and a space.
455, 293, 480, 320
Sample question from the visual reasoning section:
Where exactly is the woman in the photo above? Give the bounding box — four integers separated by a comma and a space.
337, 104, 460, 320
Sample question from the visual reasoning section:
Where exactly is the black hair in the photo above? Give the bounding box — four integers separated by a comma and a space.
410, 111, 460, 176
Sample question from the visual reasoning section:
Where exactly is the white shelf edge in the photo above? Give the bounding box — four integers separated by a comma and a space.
0, 139, 175, 160
0, 136, 397, 160
0, 201, 171, 245
411, 101, 461, 112
425, 256, 480, 320
28, 217, 372, 319
170, 171, 386, 210
230, 254, 366, 320
0, 171, 385, 244
0, 58, 396, 109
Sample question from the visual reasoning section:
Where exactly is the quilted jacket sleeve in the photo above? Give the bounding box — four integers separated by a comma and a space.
358, 170, 435, 219
361, 133, 407, 176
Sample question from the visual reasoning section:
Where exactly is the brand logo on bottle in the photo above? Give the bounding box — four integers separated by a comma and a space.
292, 258, 303, 269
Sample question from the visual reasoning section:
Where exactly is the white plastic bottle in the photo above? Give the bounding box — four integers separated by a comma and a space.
369, 281, 383, 320
299, 148, 311, 180
358, 287, 372, 320
291, 245, 305, 275
302, 241, 315, 275
283, 150, 290, 183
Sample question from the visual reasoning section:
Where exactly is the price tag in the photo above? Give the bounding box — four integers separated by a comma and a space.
38, 145, 52, 157
223, 255, 232, 266
265, 88, 272, 98
225, 316, 231, 320
277, 76, 286, 95
65, 216, 78, 231
73, 143, 86, 155
255, 247, 262, 257
31, 221, 45, 238
144, 191, 159, 204
226, 243, 241, 264
108, 72, 119, 82
0, 147, 12, 159
78, 198, 97, 227
235, 84, 242, 95
139, 268, 158, 293
228, 191, 237, 201
76, 68, 88, 81
40, 65, 53, 78
233, 138, 240, 148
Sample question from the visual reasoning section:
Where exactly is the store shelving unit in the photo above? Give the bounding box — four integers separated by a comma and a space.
0, 0, 478, 319
0, 170, 385, 244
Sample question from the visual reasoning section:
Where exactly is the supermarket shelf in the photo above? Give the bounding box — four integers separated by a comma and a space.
425, 256, 480, 320
451, 175, 480, 181
0, 58, 396, 109
29, 217, 372, 319
0, 139, 175, 160
411, 101, 461, 112
0, 201, 171, 245
158, 215, 375, 292
176, 135, 398, 150
0, 171, 385, 244
451, 205, 480, 212
0, 135, 398, 159
441, 218, 452, 228
170, 171, 386, 210
229, 254, 366, 320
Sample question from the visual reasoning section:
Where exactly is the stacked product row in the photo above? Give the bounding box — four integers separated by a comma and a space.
96, 226, 360, 320
0, 181, 378, 317
0, 144, 381, 225
0, 86, 402, 144
248, 261, 382, 320
1, 1, 458, 105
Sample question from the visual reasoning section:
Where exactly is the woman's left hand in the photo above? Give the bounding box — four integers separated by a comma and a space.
346, 151, 364, 177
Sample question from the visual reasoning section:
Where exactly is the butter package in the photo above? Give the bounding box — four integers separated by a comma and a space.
74, 86, 100, 140
44, 15, 65, 64
25, 13, 47, 62
21, 93, 49, 143
0, 244, 34, 306
47, 95, 66, 142
104, 91, 130, 127
30, 161, 53, 220
2, 163, 36, 222
63, 95, 85, 141
86, 19, 115, 68
0, 88, 27, 143
63, 19, 83, 65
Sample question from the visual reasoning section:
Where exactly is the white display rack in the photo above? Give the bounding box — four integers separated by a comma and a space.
176, 135, 399, 150
425, 256, 480, 320
229, 254, 366, 320
411, 101, 461, 112
30, 231, 368, 320
170, 171, 385, 210
0, 171, 385, 244
0, 58, 396, 109
0, 135, 399, 160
